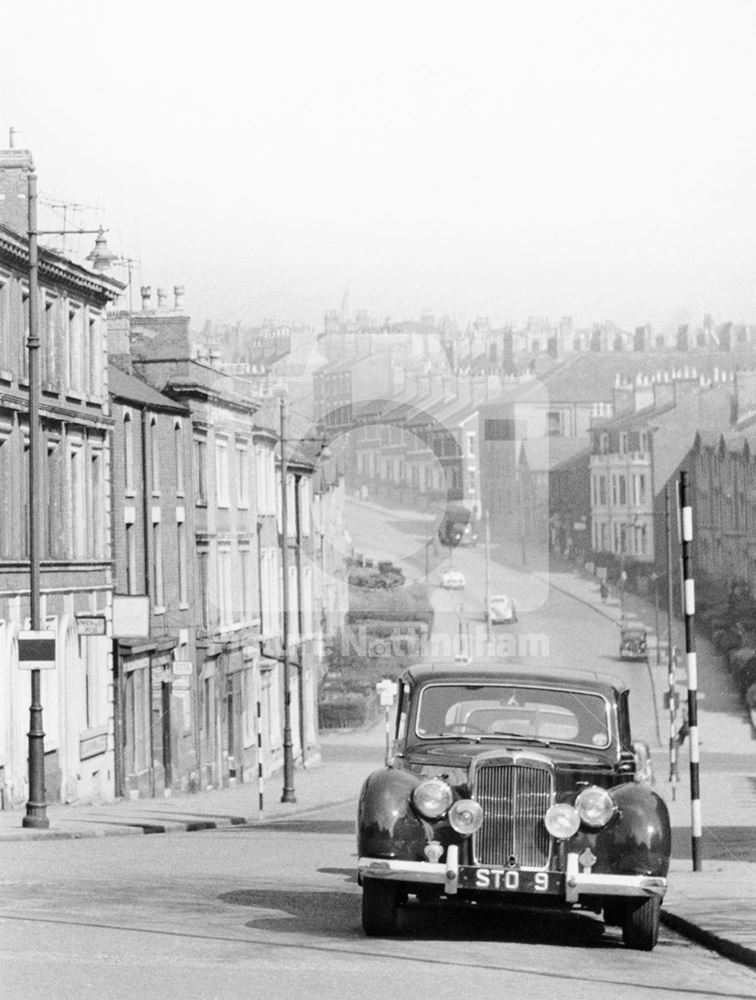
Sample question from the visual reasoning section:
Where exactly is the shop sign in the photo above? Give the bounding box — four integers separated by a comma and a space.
172, 660, 193, 676
76, 615, 107, 636
173, 676, 191, 691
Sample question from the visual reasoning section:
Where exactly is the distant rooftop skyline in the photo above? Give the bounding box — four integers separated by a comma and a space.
3, 2, 756, 330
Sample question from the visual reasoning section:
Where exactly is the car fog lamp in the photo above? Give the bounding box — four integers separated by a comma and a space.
449, 798, 483, 835
575, 786, 616, 828
544, 802, 580, 840
412, 777, 453, 819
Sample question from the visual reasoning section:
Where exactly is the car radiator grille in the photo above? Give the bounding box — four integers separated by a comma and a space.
472, 761, 554, 869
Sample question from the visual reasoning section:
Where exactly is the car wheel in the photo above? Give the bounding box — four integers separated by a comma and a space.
362, 877, 400, 936
621, 896, 661, 951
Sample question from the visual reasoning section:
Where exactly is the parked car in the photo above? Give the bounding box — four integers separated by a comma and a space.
441, 570, 466, 590
357, 662, 670, 950
619, 627, 648, 661
488, 594, 517, 624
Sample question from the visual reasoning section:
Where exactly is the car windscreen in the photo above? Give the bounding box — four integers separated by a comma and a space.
414, 683, 611, 749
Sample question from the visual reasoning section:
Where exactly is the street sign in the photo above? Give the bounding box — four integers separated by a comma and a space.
76, 615, 106, 636
376, 678, 397, 707
18, 630, 56, 670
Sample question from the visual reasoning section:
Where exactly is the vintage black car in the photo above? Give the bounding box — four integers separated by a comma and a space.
357, 663, 671, 950
619, 627, 648, 661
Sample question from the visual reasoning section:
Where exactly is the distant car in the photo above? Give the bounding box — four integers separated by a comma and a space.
357, 662, 671, 950
619, 627, 648, 661
441, 570, 466, 590
488, 594, 517, 624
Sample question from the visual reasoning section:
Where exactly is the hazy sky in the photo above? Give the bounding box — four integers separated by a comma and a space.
3, 1, 756, 331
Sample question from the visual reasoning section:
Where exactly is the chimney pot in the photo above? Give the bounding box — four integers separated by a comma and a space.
140, 285, 152, 311
173, 284, 185, 310
156, 287, 167, 309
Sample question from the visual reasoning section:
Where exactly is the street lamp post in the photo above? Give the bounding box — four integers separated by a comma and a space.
279, 395, 296, 803
22, 171, 47, 829
650, 571, 661, 665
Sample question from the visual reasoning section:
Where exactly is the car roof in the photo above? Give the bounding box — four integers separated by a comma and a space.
402, 661, 626, 699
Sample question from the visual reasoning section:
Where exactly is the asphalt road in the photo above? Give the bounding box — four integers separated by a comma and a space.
345, 497, 663, 749
2, 773, 755, 1000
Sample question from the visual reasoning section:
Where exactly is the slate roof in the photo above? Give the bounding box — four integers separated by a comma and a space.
108, 364, 187, 413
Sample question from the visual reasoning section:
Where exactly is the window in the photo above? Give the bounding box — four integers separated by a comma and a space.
125, 522, 137, 594
215, 436, 229, 507
0, 424, 10, 557
547, 411, 562, 437
0, 273, 9, 370
467, 431, 476, 457
124, 412, 134, 493
177, 516, 187, 605
86, 313, 103, 395
634, 473, 647, 506
218, 546, 232, 624
618, 475, 626, 506
69, 440, 86, 557
152, 519, 164, 609
175, 421, 185, 495
68, 304, 83, 392
236, 440, 249, 507
43, 297, 56, 384
89, 445, 104, 558
150, 416, 160, 494
21, 287, 29, 380
198, 550, 210, 628
194, 436, 207, 504
239, 546, 250, 619
619, 432, 629, 454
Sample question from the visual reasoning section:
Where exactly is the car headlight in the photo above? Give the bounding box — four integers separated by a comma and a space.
448, 798, 483, 835
412, 777, 453, 819
575, 785, 616, 828
544, 802, 580, 840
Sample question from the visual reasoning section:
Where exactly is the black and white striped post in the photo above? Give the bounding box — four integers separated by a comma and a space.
256, 699, 264, 813
679, 471, 702, 871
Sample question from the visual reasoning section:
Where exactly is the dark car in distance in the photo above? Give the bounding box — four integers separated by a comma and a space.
357, 662, 671, 950
619, 627, 648, 661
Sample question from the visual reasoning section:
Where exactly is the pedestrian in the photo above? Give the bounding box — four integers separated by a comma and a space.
600, 581, 608, 603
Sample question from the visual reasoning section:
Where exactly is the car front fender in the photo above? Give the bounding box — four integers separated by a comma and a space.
357, 768, 427, 861
574, 783, 671, 877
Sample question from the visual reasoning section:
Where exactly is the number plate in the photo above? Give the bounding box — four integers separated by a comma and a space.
457, 866, 564, 895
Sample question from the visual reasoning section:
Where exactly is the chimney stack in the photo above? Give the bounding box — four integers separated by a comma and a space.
0, 147, 34, 235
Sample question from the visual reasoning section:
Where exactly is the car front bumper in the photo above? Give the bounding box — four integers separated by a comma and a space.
358, 846, 668, 904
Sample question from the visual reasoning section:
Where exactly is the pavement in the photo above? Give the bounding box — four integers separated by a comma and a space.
1, 558, 755, 970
